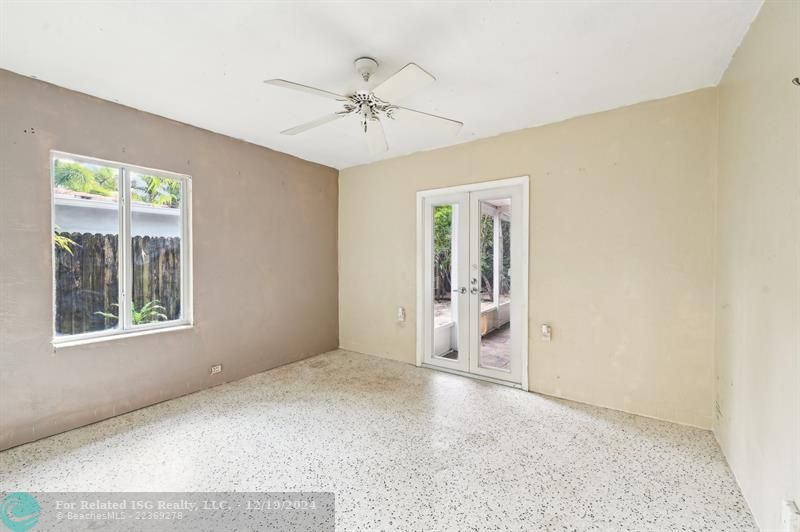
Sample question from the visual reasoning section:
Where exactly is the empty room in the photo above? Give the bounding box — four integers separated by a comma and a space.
0, 1, 797, 530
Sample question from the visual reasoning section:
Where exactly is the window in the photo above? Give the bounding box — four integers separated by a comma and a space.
52, 152, 191, 342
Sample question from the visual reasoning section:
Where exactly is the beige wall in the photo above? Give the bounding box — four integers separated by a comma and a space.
0, 70, 339, 451
339, 88, 718, 429
714, 1, 800, 530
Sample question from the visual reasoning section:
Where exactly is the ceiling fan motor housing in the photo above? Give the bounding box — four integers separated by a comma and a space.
343, 91, 397, 128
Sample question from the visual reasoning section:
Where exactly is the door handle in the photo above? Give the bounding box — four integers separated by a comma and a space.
452, 287, 467, 294
470, 287, 479, 295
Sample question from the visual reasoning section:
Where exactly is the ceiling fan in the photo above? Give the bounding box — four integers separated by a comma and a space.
264, 57, 463, 154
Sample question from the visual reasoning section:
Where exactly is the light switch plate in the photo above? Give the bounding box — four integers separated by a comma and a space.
540, 323, 552, 342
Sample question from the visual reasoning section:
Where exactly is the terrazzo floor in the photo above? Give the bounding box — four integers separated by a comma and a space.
0, 350, 756, 531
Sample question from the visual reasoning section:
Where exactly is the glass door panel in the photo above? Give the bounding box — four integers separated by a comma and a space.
424, 193, 469, 372
477, 198, 511, 371
469, 187, 522, 383
432, 203, 459, 360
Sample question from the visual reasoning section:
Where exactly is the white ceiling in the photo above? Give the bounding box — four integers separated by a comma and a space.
0, 1, 761, 169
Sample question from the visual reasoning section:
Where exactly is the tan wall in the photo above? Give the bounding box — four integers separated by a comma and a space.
714, 1, 800, 530
0, 70, 339, 451
339, 88, 718, 429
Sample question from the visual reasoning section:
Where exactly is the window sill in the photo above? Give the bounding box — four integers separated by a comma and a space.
52, 322, 193, 349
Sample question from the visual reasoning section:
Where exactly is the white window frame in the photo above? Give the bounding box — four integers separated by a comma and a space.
50, 150, 193, 346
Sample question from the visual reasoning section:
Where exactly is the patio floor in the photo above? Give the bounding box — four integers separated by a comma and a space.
479, 323, 511, 370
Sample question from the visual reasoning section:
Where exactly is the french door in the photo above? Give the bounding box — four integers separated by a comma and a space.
417, 177, 528, 388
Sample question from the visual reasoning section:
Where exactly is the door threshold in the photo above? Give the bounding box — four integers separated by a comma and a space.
420, 363, 525, 390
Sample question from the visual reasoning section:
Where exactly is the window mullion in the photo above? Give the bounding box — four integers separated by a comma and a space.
121, 168, 133, 330
180, 179, 190, 323
116, 167, 125, 331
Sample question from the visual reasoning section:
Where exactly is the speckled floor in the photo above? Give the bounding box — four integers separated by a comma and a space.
0, 350, 756, 531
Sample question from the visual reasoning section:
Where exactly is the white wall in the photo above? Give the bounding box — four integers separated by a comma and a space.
714, 1, 800, 530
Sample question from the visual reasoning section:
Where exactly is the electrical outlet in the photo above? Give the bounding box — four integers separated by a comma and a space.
783, 500, 800, 532
210, 364, 223, 375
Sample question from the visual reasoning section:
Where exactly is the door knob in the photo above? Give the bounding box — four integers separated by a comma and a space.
470, 287, 479, 295
452, 287, 466, 294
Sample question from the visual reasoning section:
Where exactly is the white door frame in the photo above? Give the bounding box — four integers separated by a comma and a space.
416, 176, 529, 391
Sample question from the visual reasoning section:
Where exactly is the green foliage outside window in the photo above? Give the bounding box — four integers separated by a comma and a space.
131, 175, 181, 208
95, 300, 169, 325
433, 205, 452, 299
54, 160, 118, 196
53, 230, 79, 255
434, 206, 506, 301
54, 160, 181, 207
480, 214, 494, 300
500, 219, 511, 294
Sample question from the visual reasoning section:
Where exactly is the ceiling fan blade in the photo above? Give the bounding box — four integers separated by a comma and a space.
264, 79, 346, 100
365, 119, 388, 154
281, 113, 345, 135
393, 107, 463, 135
372, 63, 435, 103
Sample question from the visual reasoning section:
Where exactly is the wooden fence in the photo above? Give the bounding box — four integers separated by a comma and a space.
55, 232, 181, 335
